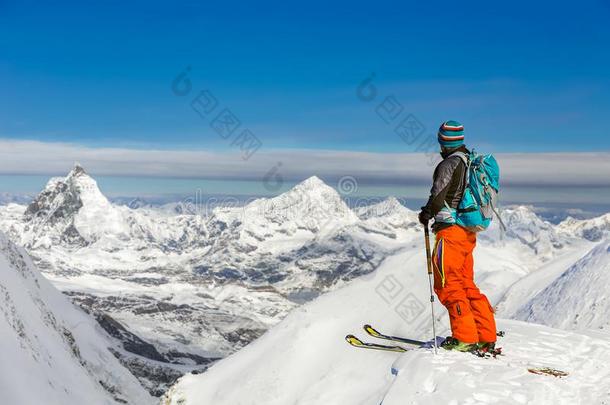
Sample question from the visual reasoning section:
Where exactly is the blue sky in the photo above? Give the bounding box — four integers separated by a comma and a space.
1, 0, 609, 153
0, 0, 609, 211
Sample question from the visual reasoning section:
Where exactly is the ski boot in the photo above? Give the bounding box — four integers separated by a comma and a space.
476, 342, 496, 352
474, 341, 502, 358
440, 337, 478, 352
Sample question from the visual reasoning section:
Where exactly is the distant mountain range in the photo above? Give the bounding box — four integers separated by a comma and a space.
1, 164, 609, 397
0, 165, 422, 395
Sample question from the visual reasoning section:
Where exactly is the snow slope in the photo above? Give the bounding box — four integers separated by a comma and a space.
0, 232, 153, 405
164, 245, 610, 405
381, 323, 610, 404
514, 239, 610, 331
496, 241, 593, 318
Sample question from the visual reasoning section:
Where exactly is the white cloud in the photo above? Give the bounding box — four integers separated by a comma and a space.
0, 139, 608, 187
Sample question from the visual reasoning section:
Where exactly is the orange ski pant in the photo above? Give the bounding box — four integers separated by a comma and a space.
432, 225, 496, 343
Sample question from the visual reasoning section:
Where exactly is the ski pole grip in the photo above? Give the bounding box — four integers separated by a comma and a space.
424, 226, 433, 275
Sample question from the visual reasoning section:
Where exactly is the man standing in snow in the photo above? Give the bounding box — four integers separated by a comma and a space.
418, 121, 497, 353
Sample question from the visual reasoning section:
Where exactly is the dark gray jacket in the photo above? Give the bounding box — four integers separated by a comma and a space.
421, 146, 469, 232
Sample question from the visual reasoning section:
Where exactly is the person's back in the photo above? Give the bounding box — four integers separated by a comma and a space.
418, 120, 497, 353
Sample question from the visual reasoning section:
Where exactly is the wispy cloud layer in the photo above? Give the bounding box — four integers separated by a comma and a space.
0, 139, 608, 187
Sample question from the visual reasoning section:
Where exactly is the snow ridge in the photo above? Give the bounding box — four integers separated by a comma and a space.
0, 231, 153, 405
515, 238, 610, 330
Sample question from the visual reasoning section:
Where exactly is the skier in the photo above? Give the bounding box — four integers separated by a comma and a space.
418, 120, 497, 353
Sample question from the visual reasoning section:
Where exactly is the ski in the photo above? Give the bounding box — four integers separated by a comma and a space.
363, 324, 427, 347
360, 324, 506, 354
527, 367, 569, 377
345, 334, 409, 353
348, 327, 566, 378
360, 324, 505, 346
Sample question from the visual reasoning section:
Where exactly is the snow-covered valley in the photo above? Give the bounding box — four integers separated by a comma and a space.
164, 233, 610, 405
1, 164, 609, 403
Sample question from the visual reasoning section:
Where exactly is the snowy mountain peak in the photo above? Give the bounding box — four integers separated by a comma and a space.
381, 196, 404, 209
26, 165, 108, 218
68, 162, 87, 178
293, 175, 326, 189
22, 166, 126, 247
356, 197, 414, 220
480, 205, 566, 261
266, 175, 357, 225
67, 168, 111, 209
237, 175, 355, 224
287, 176, 342, 202
30, 164, 106, 212
354, 197, 419, 235
557, 212, 610, 241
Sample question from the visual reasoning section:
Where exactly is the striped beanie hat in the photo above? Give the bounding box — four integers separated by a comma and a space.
437, 120, 465, 148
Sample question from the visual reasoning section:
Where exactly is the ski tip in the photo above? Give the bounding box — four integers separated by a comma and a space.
363, 324, 381, 337
527, 367, 569, 378
345, 334, 407, 353
345, 334, 363, 346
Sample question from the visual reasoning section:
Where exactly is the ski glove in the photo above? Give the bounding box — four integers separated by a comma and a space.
418, 209, 432, 226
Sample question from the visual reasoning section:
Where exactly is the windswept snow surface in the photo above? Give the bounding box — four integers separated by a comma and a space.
514, 239, 610, 331
164, 246, 610, 405
0, 232, 153, 405
496, 244, 594, 319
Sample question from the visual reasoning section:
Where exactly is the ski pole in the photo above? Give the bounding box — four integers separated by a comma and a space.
424, 225, 438, 354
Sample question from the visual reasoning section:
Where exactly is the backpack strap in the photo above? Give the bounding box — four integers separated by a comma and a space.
449, 151, 471, 190
450, 151, 469, 165
492, 203, 507, 232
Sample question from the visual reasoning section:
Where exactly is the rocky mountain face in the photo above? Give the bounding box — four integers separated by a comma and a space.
13, 164, 209, 255
0, 165, 603, 397
22, 164, 127, 248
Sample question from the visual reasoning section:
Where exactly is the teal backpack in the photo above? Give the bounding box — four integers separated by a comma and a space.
453, 151, 506, 232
